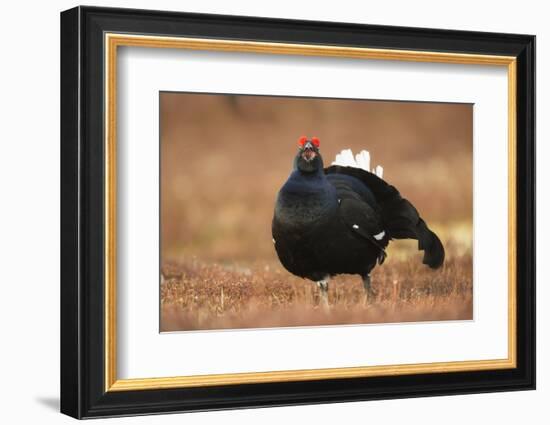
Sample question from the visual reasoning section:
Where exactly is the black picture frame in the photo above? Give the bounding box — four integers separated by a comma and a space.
60, 5, 535, 419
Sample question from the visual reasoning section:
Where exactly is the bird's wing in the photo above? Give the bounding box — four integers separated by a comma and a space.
325, 165, 445, 269
337, 196, 388, 264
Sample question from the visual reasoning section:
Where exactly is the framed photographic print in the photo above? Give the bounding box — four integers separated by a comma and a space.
60, 6, 535, 419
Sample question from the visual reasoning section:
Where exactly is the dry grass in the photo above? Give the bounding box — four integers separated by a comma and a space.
160, 242, 472, 331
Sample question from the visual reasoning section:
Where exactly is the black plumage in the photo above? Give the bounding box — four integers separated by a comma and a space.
271, 137, 444, 302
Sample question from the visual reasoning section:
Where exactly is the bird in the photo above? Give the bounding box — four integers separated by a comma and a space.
271, 136, 445, 306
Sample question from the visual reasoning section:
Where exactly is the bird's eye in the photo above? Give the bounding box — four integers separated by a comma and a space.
298, 136, 307, 147
311, 137, 320, 148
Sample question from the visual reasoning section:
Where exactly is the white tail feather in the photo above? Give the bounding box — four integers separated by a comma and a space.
332, 148, 384, 177
354, 150, 370, 171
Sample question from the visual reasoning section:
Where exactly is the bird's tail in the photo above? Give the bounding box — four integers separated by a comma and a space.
416, 220, 445, 269
379, 197, 445, 269
332, 149, 384, 178
326, 155, 445, 269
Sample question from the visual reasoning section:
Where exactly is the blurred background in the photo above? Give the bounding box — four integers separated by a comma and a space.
161, 92, 472, 261
160, 92, 473, 331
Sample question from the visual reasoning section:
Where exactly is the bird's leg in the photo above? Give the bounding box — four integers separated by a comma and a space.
362, 274, 375, 305
316, 276, 330, 310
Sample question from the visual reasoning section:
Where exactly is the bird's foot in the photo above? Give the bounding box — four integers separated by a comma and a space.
362, 289, 377, 306
320, 292, 330, 311
316, 277, 330, 311
362, 275, 377, 306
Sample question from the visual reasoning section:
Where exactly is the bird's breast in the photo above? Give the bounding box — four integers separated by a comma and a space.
274, 187, 337, 228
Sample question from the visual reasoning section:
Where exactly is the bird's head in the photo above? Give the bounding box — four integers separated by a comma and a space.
295, 136, 323, 174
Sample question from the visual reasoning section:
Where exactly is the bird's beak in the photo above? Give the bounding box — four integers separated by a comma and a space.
301, 141, 317, 161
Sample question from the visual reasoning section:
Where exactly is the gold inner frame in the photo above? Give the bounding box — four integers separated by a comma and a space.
104, 33, 517, 392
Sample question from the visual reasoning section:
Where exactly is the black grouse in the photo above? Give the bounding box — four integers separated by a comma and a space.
271, 136, 445, 305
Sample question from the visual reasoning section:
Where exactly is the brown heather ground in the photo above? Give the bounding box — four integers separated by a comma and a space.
160, 93, 473, 331
160, 233, 473, 331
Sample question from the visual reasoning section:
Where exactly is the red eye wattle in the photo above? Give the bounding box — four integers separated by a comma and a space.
298, 136, 307, 147
311, 137, 320, 148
